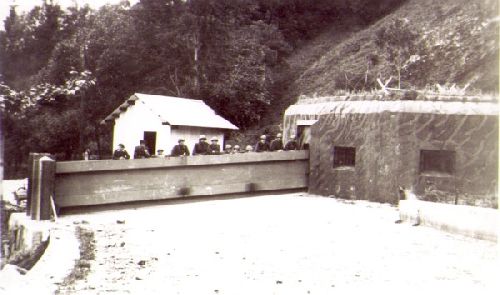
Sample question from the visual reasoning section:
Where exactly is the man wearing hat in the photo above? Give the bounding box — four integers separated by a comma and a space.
112, 144, 130, 160
233, 145, 242, 153
209, 137, 221, 155
254, 135, 270, 152
224, 144, 233, 154
193, 135, 210, 155
284, 135, 299, 151
134, 140, 151, 159
270, 133, 284, 151
171, 138, 190, 157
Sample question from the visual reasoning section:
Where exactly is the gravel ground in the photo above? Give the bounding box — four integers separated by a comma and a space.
53, 193, 498, 294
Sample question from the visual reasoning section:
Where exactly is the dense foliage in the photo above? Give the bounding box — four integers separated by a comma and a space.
1, 0, 409, 178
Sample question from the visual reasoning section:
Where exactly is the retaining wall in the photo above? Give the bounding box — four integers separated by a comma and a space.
399, 200, 499, 242
54, 151, 309, 208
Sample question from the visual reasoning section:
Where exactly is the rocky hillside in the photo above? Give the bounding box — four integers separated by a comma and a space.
286, 0, 499, 99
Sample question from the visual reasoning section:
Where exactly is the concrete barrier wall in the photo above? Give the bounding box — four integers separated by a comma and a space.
399, 200, 499, 242
54, 151, 309, 208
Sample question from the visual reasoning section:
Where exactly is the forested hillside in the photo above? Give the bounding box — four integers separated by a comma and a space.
0, 0, 497, 178
288, 0, 499, 98
0, 0, 402, 178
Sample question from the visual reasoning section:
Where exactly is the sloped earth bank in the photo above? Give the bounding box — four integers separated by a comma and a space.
57, 193, 497, 294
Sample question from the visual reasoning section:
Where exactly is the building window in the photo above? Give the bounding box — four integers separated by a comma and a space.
419, 150, 455, 175
333, 146, 356, 168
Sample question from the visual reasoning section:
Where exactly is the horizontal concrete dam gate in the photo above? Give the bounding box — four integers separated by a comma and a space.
54, 151, 309, 208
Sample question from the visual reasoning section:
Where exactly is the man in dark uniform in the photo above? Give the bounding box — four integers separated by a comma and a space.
254, 135, 270, 152
270, 133, 284, 151
209, 137, 221, 155
134, 140, 150, 159
193, 135, 210, 155
171, 139, 190, 157
284, 135, 299, 151
112, 144, 130, 160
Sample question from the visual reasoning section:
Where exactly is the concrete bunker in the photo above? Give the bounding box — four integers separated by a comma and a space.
285, 93, 499, 207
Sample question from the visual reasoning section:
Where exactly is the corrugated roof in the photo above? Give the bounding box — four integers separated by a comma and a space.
102, 93, 239, 130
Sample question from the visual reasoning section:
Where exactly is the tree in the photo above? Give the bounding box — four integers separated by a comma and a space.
0, 68, 96, 178
0, 2, 63, 89
1, 0, 417, 178
201, 14, 290, 128
375, 18, 420, 89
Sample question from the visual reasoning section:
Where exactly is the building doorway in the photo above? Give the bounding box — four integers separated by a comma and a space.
143, 131, 157, 156
297, 125, 311, 150
296, 119, 317, 150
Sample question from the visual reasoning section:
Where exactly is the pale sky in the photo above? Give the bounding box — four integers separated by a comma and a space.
0, 0, 139, 30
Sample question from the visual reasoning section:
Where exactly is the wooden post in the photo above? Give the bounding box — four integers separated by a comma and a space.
27, 153, 50, 216
39, 156, 56, 221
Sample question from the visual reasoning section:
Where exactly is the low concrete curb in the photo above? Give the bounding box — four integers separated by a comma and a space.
399, 200, 499, 242
5, 213, 51, 259
0, 215, 79, 294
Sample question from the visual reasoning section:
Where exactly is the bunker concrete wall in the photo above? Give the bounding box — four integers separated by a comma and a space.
309, 112, 498, 206
54, 151, 309, 208
400, 114, 498, 207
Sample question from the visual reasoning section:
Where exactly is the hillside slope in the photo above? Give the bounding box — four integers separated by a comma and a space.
287, 0, 499, 98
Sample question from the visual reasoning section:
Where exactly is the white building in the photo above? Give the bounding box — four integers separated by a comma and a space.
101, 93, 239, 157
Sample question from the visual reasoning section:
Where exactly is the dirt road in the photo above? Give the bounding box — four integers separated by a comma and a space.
56, 193, 498, 294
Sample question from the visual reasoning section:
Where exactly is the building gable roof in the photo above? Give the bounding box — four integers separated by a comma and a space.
102, 93, 239, 130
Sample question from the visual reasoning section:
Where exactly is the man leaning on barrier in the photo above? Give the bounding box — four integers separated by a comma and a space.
270, 133, 284, 151
171, 139, 190, 157
134, 140, 151, 159
209, 137, 221, 155
254, 135, 270, 152
224, 144, 233, 154
193, 135, 210, 155
284, 135, 298, 151
113, 144, 130, 160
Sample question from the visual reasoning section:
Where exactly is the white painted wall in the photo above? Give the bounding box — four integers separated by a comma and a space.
113, 101, 226, 157
113, 101, 170, 157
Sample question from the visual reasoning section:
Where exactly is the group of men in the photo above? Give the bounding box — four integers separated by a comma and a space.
112, 133, 299, 160
254, 133, 298, 152
171, 135, 221, 157
112, 140, 152, 160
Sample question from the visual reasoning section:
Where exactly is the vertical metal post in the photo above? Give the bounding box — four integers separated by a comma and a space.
39, 156, 55, 220
30, 156, 41, 220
